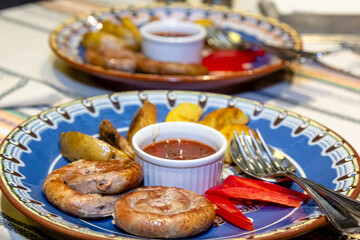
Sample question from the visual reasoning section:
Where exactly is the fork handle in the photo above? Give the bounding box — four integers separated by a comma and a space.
303, 177, 360, 218
286, 172, 360, 234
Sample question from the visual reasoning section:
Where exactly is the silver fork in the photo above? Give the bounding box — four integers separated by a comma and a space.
230, 129, 360, 235
206, 27, 329, 62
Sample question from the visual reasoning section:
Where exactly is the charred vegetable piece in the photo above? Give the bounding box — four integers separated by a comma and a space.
165, 102, 203, 122
60, 131, 129, 162
127, 101, 157, 143
99, 119, 135, 159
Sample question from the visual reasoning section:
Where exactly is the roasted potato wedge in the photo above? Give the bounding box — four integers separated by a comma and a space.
220, 124, 257, 164
127, 101, 157, 143
100, 20, 125, 38
81, 32, 102, 49
81, 31, 137, 51
165, 102, 203, 122
199, 107, 249, 131
60, 131, 129, 162
81, 19, 139, 51
122, 17, 142, 46
99, 119, 135, 159
195, 19, 215, 27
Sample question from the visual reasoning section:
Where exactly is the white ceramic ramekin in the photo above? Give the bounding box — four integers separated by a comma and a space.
139, 20, 206, 64
132, 122, 227, 195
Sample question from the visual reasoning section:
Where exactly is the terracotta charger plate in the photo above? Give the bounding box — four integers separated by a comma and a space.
49, 3, 302, 92
0, 90, 359, 240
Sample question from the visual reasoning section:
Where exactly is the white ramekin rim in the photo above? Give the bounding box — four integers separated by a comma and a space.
132, 122, 227, 168
139, 20, 207, 44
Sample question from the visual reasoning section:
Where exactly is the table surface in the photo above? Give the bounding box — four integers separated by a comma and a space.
0, 0, 359, 239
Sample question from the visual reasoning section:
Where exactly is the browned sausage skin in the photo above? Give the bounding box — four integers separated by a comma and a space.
42, 159, 143, 219
114, 186, 216, 238
84, 46, 208, 76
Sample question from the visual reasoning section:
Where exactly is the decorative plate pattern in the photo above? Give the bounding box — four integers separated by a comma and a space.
1, 90, 359, 240
49, 3, 302, 92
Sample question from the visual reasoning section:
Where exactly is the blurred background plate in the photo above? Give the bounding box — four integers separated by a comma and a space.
49, 3, 302, 92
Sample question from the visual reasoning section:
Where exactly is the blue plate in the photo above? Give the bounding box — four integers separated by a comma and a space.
1, 90, 359, 240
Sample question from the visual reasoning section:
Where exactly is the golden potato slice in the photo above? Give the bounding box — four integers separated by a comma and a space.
122, 17, 141, 46
81, 32, 102, 49
194, 19, 214, 27
100, 20, 125, 38
81, 31, 137, 52
165, 103, 203, 122
220, 124, 257, 164
60, 131, 129, 162
81, 19, 139, 51
99, 119, 135, 159
127, 101, 157, 144
199, 107, 249, 131
98, 19, 140, 50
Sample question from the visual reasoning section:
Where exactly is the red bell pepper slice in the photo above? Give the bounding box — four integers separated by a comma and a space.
206, 185, 303, 207
202, 49, 266, 71
222, 175, 310, 202
205, 193, 254, 231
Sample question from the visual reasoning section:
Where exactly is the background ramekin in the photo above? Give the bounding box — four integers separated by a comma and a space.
132, 122, 227, 195
139, 20, 206, 64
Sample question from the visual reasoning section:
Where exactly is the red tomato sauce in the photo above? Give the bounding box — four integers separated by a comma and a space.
143, 139, 216, 160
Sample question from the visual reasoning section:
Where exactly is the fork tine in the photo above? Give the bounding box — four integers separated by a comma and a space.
206, 27, 226, 50
234, 131, 259, 175
207, 26, 327, 61
248, 130, 273, 173
215, 29, 233, 49
240, 131, 266, 175
241, 131, 256, 158
255, 129, 284, 171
